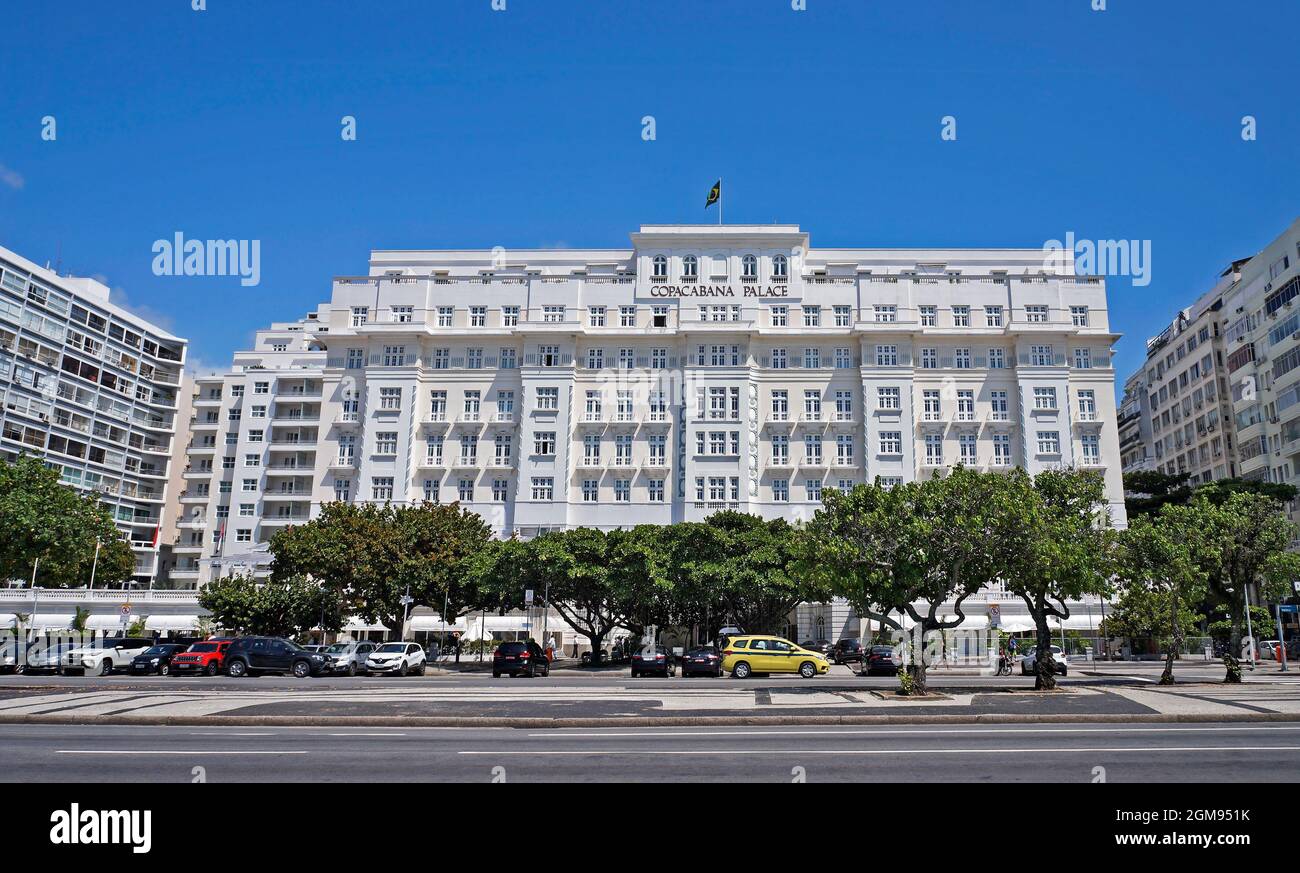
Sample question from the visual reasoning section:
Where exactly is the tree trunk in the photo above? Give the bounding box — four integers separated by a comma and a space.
910, 660, 927, 696
1224, 610, 1244, 684
1033, 614, 1056, 691
586, 631, 606, 664
1160, 600, 1180, 685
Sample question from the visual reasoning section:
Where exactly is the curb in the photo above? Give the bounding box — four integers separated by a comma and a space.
2, 712, 1299, 729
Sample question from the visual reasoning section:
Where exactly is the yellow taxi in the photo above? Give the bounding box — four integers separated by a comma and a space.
720, 635, 831, 679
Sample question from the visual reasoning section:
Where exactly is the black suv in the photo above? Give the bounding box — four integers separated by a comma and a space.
224, 637, 330, 678
831, 638, 866, 665
493, 640, 550, 678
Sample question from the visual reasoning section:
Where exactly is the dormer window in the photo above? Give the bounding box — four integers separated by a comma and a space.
651, 255, 668, 281
682, 255, 698, 281
742, 254, 758, 281
772, 254, 788, 280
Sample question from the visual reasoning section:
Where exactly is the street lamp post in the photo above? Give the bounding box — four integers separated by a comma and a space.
399, 586, 414, 641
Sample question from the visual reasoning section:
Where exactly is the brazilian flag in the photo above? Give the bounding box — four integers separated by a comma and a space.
705, 179, 721, 209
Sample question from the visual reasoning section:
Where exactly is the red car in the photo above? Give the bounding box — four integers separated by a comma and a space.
170, 639, 233, 676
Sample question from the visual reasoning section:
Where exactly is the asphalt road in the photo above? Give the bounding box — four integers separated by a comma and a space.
3, 721, 1298, 782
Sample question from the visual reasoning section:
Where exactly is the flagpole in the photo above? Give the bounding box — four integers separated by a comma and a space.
719, 176, 723, 226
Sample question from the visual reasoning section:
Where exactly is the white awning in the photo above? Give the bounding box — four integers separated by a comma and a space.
409, 616, 466, 633
995, 618, 1037, 633
31, 613, 76, 630
1048, 615, 1100, 631
85, 615, 131, 630
146, 615, 199, 632
343, 616, 390, 632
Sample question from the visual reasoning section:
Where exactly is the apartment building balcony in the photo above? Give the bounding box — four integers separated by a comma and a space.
266, 463, 311, 475
182, 467, 214, 479
263, 490, 312, 500
176, 518, 207, 530
830, 457, 857, 469
606, 456, 636, 469
417, 456, 446, 469
1077, 457, 1107, 469
191, 418, 220, 430
454, 413, 485, 428
422, 414, 451, 429
171, 542, 204, 554
262, 514, 309, 527
187, 442, 217, 455
271, 414, 320, 426
577, 413, 607, 427
763, 415, 795, 430
193, 396, 223, 407
641, 457, 670, 471
801, 456, 828, 470
169, 569, 201, 582
766, 456, 794, 469
178, 493, 209, 504
328, 457, 357, 470
575, 456, 603, 470
491, 411, 517, 425
452, 455, 479, 468
485, 457, 513, 469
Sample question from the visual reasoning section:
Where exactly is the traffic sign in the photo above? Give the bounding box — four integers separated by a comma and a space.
119, 603, 131, 616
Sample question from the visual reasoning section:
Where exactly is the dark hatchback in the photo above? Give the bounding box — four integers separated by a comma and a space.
630, 645, 675, 677
129, 644, 187, 675
831, 638, 866, 665
681, 645, 722, 677
863, 645, 900, 676
799, 639, 835, 658
493, 640, 550, 678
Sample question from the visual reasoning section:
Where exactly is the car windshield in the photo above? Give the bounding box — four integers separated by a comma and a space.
326, 643, 352, 654
189, 643, 217, 652
141, 646, 169, 656
376, 643, 405, 653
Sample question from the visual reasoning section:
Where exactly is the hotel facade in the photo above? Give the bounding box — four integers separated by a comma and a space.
177, 225, 1127, 603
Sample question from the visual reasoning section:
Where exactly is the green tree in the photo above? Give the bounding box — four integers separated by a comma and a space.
526, 528, 627, 658
0, 455, 135, 587
197, 574, 340, 638
1114, 509, 1208, 684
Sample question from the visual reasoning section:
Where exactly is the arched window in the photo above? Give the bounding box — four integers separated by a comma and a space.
682, 255, 698, 280
742, 254, 758, 280
652, 255, 668, 279
772, 254, 788, 279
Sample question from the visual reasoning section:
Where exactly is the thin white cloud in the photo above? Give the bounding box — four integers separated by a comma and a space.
0, 163, 24, 190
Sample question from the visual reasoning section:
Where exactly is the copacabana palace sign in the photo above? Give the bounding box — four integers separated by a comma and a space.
648, 283, 791, 297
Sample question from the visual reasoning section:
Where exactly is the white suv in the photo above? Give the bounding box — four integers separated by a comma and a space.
61, 637, 154, 676
364, 642, 427, 676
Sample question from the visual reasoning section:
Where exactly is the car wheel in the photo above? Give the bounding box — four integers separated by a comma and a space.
415, 662, 426, 676
158, 663, 170, 676
98, 660, 113, 677
228, 660, 247, 678
799, 661, 817, 679
732, 661, 751, 679
630, 670, 639, 678
291, 660, 312, 679
205, 662, 218, 676
346, 662, 357, 677
1061, 667, 1068, 677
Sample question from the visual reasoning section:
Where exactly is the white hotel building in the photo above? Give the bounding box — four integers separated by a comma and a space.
180, 224, 1126, 626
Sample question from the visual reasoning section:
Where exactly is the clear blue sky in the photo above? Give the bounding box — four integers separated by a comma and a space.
1, 0, 1297, 390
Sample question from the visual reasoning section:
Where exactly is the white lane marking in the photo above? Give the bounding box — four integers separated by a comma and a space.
459, 744, 1300, 756
528, 724, 1300, 738
56, 749, 308, 755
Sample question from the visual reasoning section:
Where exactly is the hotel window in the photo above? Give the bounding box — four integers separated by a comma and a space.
985, 306, 1003, 327
242, 478, 257, 492
372, 477, 394, 501
804, 434, 823, 463
771, 348, 787, 369
382, 345, 405, 366
425, 436, 444, 464
770, 306, 788, 327
993, 434, 1012, 466
682, 256, 698, 280
456, 479, 472, 501
463, 391, 481, 417
437, 306, 454, 327
534, 431, 556, 456
432, 348, 449, 369
803, 306, 820, 327
1074, 348, 1092, 369
648, 434, 666, 463
1036, 430, 1061, 455
649, 347, 667, 369
341, 398, 359, 421
875, 345, 898, 366
772, 479, 789, 502
1026, 305, 1049, 323
954, 348, 971, 369
772, 434, 789, 464
990, 390, 1009, 421
988, 348, 1006, 369
542, 306, 566, 323
925, 434, 943, 465
492, 479, 508, 501
614, 479, 631, 502
244, 453, 260, 467
423, 479, 440, 502
582, 480, 598, 502
772, 254, 788, 279
742, 254, 758, 281
379, 386, 402, 410
501, 306, 519, 327
648, 479, 665, 502
531, 478, 554, 500
1081, 433, 1101, 464
494, 434, 512, 463
879, 431, 902, 455
957, 390, 975, 421
649, 392, 667, 420
834, 391, 853, 421
500, 347, 517, 369
878, 386, 901, 410
834, 347, 852, 369
228, 408, 242, 422
804, 479, 823, 502
335, 479, 351, 502
952, 306, 970, 327
920, 348, 937, 368
247, 429, 263, 443
495, 390, 514, 418
391, 305, 413, 323
588, 306, 606, 327
616, 391, 633, 420
619, 306, 636, 327
429, 391, 447, 420
651, 306, 669, 328
836, 434, 854, 463
923, 390, 941, 420
804, 347, 821, 368
254, 381, 269, 394
350, 307, 369, 327
1033, 387, 1057, 410
345, 348, 364, 369
618, 348, 635, 369
458, 435, 477, 463
251, 405, 266, 418
584, 435, 601, 462
836, 305, 855, 326
337, 435, 356, 465
920, 305, 937, 326
1070, 306, 1089, 327
469, 306, 487, 327
236, 529, 252, 544
376, 432, 398, 455
652, 255, 668, 279
771, 390, 789, 420
1030, 344, 1053, 366
585, 391, 602, 420
586, 348, 604, 369
803, 390, 822, 420
538, 345, 560, 366
1077, 390, 1096, 421
959, 434, 977, 465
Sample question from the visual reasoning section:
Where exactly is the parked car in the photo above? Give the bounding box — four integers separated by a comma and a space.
580, 649, 609, 666
800, 639, 835, 658
863, 645, 900, 676
831, 638, 866, 665
494, 640, 550, 678
302, 644, 329, 654
0, 638, 32, 674
169, 639, 232, 676
1020, 645, 1068, 676
364, 641, 427, 676
680, 645, 723, 677
721, 635, 830, 679
129, 643, 187, 676
324, 640, 380, 676
630, 645, 676, 677
21, 641, 81, 674
224, 637, 330, 678
61, 637, 154, 676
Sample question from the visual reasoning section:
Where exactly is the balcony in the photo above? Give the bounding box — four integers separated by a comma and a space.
576, 456, 603, 469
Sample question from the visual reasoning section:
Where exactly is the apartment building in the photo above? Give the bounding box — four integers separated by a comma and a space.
0, 244, 188, 585
178, 224, 1127, 590
1118, 369, 1154, 473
